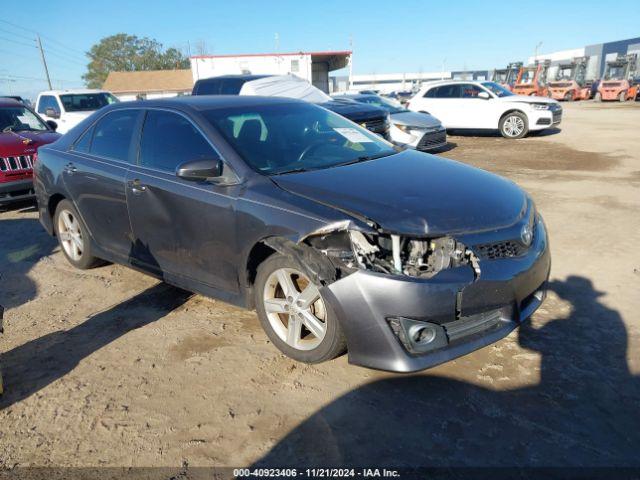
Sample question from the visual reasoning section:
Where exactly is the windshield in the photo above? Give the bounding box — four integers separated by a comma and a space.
357, 95, 407, 114
605, 66, 626, 80
556, 66, 574, 80
0, 106, 49, 132
204, 102, 397, 175
60, 92, 119, 112
481, 82, 514, 97
493, 71, 508, 83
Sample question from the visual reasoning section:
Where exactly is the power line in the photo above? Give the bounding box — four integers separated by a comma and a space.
0, 18, 86, 57
0, 35, 38, 49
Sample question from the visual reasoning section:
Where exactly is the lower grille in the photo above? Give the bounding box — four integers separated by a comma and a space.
0, 155, 33, 172
417, 129, 447, 150
552, 111, 562, 123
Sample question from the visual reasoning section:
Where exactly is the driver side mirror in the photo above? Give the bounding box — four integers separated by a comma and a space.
176, 158, 224, 181
478, 91, 491, 100
46, 120, 58, 131
45, 107, 60, 119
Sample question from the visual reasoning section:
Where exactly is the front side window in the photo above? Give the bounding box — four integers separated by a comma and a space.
60, 93, 119, 112
460, 84, 485, 98
204, 102, 396, 175
139, 110, 216, 172
90, 110, 139, 161
0, 106, 49, 132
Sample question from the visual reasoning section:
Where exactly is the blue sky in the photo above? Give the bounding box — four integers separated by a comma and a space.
1, 0, 639, 99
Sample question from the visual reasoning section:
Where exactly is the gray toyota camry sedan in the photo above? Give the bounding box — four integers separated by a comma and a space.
34, 96, 550, 373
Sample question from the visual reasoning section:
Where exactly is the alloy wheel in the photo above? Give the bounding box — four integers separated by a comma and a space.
503, 115, 525, 137
263, 267, 327, 350
57, 209, 84, 261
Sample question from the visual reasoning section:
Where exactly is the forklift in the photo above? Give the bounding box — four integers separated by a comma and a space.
490, 62, 523, 91
596, 53, 639, 102
547, 57, 592, 101
513, 60, 551, 97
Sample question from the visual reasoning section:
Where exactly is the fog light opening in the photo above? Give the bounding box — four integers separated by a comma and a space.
409, 324, 436, 345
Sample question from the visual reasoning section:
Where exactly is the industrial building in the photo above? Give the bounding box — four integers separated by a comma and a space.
189, 51, 351, 93
528, 36, 640, 81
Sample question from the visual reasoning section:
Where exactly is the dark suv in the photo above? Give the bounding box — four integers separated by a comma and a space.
192, 75, 391, 139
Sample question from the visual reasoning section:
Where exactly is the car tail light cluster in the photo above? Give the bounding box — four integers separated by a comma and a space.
0, 155, 34, 172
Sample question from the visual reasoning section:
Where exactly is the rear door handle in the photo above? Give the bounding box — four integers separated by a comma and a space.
64, 162, 77, 174
128, 179, 147, 195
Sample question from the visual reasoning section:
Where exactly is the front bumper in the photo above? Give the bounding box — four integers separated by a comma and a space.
322, 218, 550, 372
391, 125, 448, 151
0, 178, 35, 205
529, 108, 562, 130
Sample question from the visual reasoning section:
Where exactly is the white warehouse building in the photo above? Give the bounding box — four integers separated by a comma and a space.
190, 50, 351, 93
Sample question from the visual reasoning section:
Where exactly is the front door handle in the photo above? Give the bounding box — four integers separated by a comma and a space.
64, 162, 77, 174
128, 179, 147, 195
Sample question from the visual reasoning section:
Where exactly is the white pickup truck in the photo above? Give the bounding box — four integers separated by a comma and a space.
35, 89, 119, 134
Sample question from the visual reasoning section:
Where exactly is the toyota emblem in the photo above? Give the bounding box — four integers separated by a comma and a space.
521, 223, 533, 246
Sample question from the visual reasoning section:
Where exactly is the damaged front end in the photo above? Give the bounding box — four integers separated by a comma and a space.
304, 226, 480, 281
283, 211, 550, 373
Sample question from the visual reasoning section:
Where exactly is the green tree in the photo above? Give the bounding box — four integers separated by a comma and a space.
83, 33, 190, 88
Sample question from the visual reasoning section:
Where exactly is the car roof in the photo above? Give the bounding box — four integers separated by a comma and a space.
0, 98, 24, 107
196, 74, 273, 82
107, 95, 306, 112
420, 79, 486, 90
38, 89, 110, 96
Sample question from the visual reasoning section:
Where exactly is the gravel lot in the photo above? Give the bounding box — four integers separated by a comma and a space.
1, 102, 639, 469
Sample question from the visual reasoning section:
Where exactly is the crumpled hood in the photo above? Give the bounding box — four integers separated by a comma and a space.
319, 100, 387, 121
0, 130, 61, 156
273, 149, 526, 236
390, 111, 442, 129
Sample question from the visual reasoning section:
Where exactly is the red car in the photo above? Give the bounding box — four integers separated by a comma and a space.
0, 99, 60, 206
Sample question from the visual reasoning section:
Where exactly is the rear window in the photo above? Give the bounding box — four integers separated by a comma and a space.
195, 78, 247, 95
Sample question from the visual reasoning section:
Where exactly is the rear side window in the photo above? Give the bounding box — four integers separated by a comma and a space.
195, 79, 222, 95
434, 85, 462, 98
90, 110, 139, 162
139, 110, 216, 172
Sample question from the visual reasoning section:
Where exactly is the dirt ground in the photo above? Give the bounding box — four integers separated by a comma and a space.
1, 102, 639, 469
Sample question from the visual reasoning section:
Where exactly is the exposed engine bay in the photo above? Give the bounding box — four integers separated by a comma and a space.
305, 229, 480, 279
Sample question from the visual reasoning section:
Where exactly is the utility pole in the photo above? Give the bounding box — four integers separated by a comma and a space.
36, 35, 52, 90
534, 41, 543, 62
348, 34, 353, 91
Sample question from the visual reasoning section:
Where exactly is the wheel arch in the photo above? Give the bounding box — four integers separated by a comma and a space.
498, 108, 528, 128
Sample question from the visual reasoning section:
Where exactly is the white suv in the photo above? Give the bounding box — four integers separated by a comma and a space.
35, 89, 119, 134
407, 80, 562, 139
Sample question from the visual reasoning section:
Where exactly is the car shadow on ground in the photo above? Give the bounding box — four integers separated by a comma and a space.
254, 276, 639, 468
0, 283, 191, 409
447, 127, 562, 138
0, 217, 57, 310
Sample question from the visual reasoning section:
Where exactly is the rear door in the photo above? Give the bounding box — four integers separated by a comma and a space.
64, 108, 143, 259
418, 85, 462, 127
125, 108, 238, 293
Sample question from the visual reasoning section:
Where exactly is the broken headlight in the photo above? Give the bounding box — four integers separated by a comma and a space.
306, 229, 479, 279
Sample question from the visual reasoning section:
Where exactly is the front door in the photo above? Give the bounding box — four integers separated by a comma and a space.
63, 109, 142, 259
126, 109, 238, 293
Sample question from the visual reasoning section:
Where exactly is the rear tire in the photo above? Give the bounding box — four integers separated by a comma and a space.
499, 111, 529, 139
564, 91, 574, 101
254, 253, 346, 364
619, 91, 627, 102
53, 200, 101, 270
595, 92, 602, 102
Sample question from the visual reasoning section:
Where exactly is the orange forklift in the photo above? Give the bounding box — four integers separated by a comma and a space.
596, 54, 639, 102
547, 57, 592, 101
490, 62, 523, 91
512, 60, 551, 97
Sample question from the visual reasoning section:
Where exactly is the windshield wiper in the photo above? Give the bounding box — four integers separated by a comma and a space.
338, 151, 396, 167
2, 126, 14, 133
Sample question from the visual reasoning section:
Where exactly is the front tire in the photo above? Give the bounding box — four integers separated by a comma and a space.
54, 200, 101, 269
499, 111, 528, 139
254, 253, 346, 364
595, 92, 602, 102
619, 91, 627, 102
